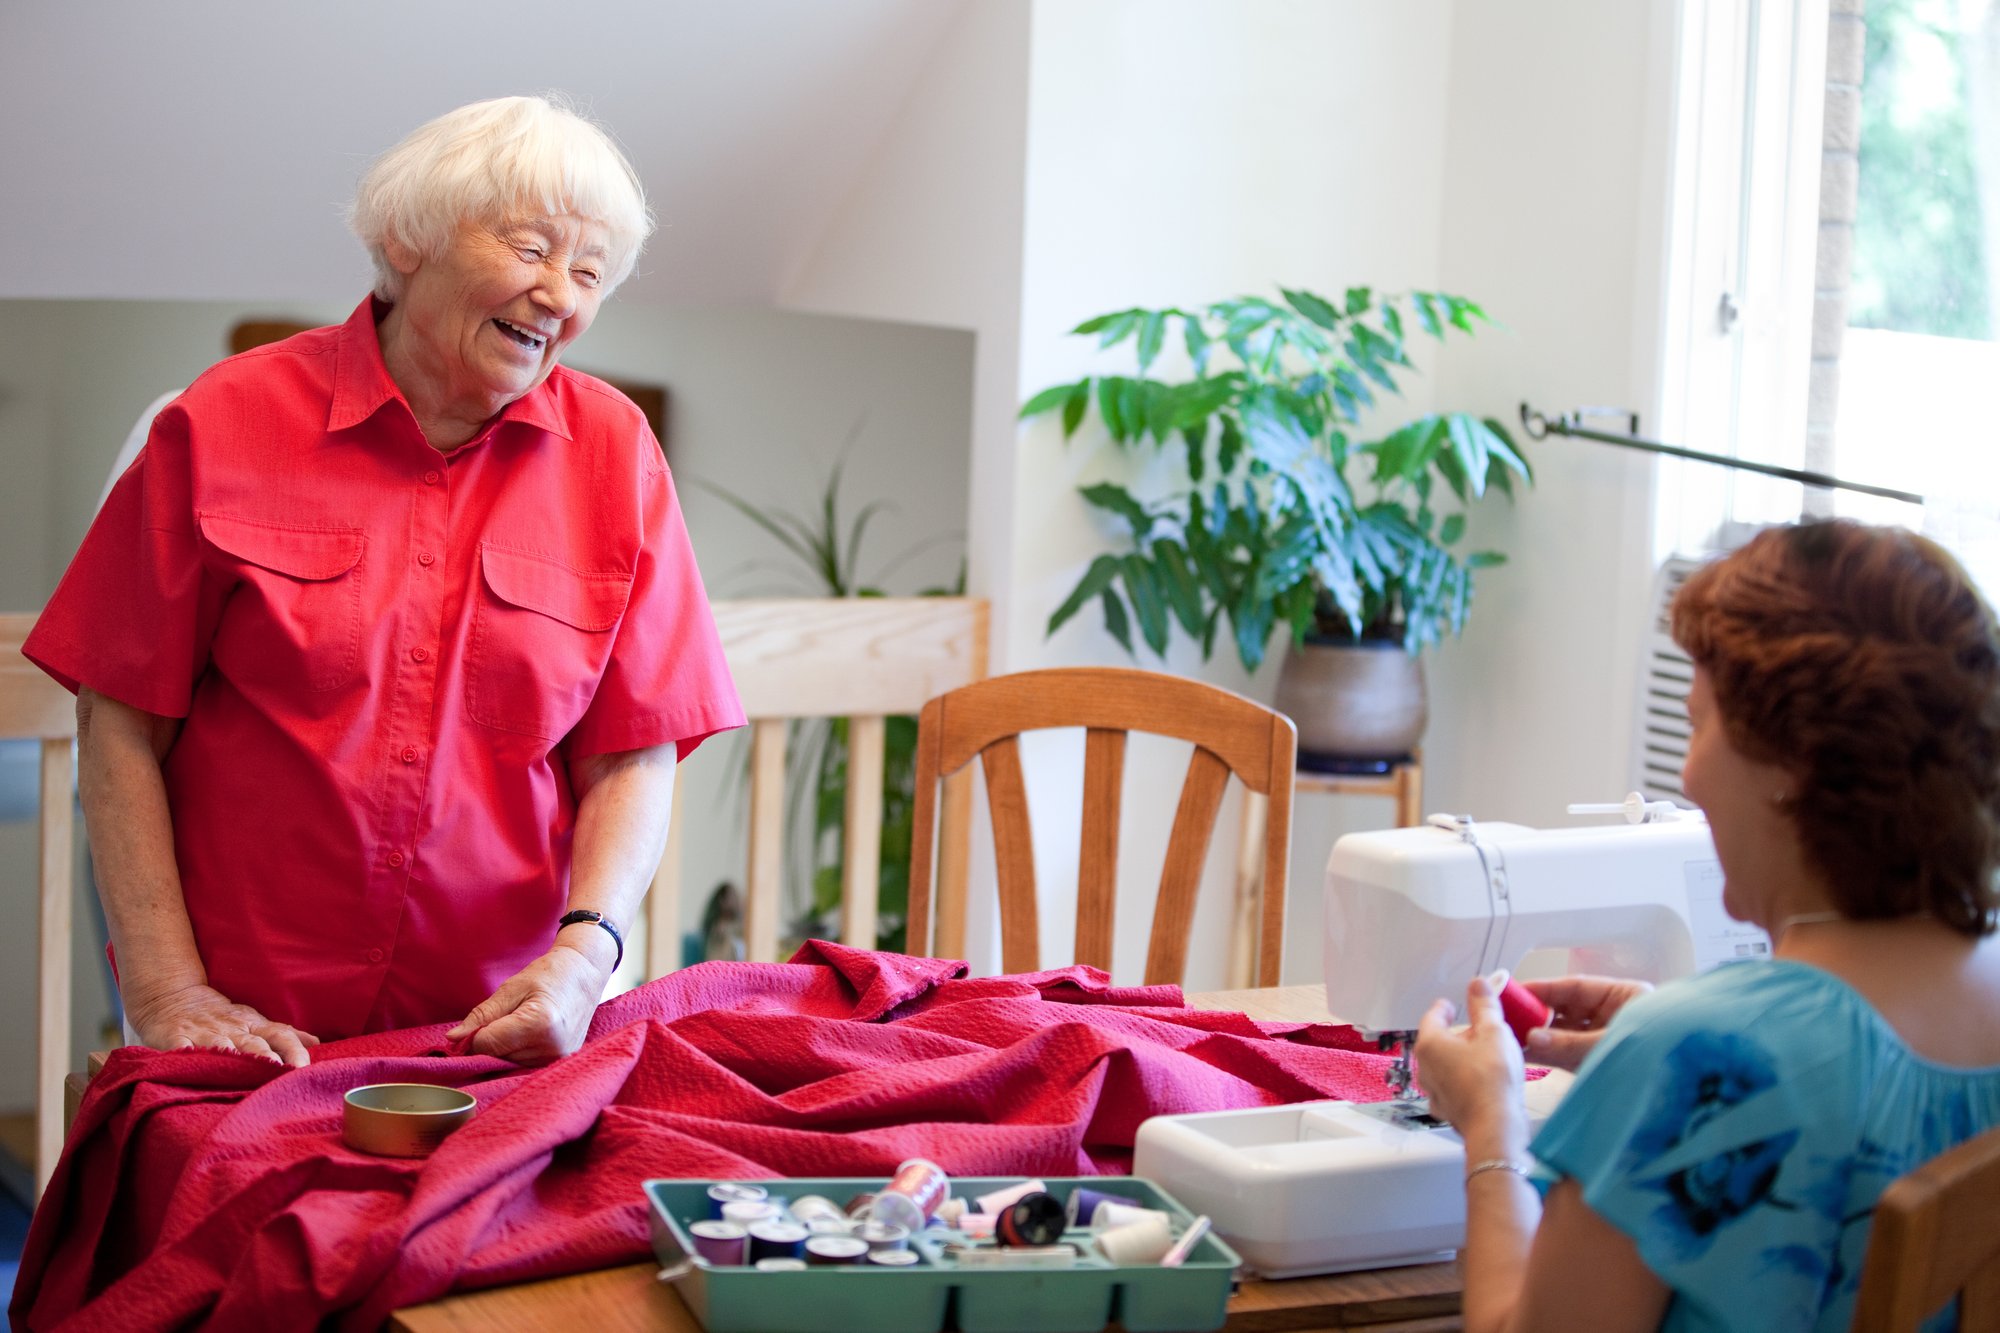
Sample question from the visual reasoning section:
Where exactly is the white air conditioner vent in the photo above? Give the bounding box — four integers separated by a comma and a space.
1634, 556, 1707, 804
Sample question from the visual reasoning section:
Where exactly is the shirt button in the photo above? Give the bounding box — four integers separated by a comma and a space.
366, 947, 385, 963
423, 470, 441, 485
411, 646, 429, 663
417, 552, 434, 567
388, 851, 405, 868
400, 746, 418, 763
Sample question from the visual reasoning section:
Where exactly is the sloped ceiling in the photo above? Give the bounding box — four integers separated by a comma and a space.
0, 0, 964, 304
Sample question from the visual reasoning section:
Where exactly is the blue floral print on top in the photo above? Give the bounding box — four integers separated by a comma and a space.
1530, 960, 2000, 1332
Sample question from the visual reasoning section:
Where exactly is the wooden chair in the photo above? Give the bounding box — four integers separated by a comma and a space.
645, 597, 988, 972
905, 666, 1296, 987
1853, 1124, 2000, 1332
2, 613, 79, 1198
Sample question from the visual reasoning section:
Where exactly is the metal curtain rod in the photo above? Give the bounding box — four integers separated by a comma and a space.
1517, 402, 1925, 507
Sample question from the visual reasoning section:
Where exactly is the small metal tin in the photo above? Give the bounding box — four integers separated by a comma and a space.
753, 1257, 808, 1272
341, 1083, 476, 1157
866, 1247, 923, 1267
996, 1191, 1067, 1248
746, 1220, 810, 1262
706, 1182, 768, 1219
804, 1235, 871, 1266
687, 1220, 748, 1266
852, 1219, 910, 1252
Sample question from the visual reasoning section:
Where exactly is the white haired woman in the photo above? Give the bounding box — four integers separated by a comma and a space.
26, 96, 744, 1067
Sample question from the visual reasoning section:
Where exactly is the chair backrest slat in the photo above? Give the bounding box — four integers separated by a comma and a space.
978, 735, 1041, 975
1075, 728, 1126, 973
908, 667, 1295, 987
1144, 746, 1231, 985
744, 717, 788, 963
840, 715, 888, 951
1854, 1124, 2000, 1331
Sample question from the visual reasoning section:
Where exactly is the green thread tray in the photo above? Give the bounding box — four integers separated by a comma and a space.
644, 1175, 1240, 1333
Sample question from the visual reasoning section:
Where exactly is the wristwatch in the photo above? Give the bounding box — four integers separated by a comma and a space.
557, 909, 624, 971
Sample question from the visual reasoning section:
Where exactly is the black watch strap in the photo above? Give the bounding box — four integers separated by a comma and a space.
557, 909, 624, 972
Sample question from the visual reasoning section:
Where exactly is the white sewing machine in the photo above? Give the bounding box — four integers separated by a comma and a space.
1134, 803, 1771, 1277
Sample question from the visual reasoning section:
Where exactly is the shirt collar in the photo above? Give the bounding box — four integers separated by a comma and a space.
328, 295, 574, 443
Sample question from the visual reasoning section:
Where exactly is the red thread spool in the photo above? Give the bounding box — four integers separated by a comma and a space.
1498, 977, 1551, 1045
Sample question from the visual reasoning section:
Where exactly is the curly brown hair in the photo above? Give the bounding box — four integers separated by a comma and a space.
1671, 520, 2000, 936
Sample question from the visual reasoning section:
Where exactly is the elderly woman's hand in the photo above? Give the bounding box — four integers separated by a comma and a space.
446, 944, 610, 1064
127, 982, 321, 1068
1414, 972, 1529, 1158
1520, 974, 1652, 1071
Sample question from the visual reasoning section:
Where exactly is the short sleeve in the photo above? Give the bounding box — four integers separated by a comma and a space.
1530, 976, 1861, 1333
23, 405, 226, 718
565, 459, 745, 759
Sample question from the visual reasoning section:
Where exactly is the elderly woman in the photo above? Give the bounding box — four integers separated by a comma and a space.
1417, 520, 2000, 1332
26, 96, 743, 1067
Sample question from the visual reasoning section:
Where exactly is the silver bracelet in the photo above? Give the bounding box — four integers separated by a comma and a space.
1464, 1157, 1532, 1186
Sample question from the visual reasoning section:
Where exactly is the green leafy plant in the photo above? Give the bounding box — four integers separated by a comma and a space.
704, 458, 961, 953
1022, 287, 1531, 671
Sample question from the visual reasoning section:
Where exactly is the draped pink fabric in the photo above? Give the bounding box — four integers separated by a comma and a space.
15, 943, 1403, 1331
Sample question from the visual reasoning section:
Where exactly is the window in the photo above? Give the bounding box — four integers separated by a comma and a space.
1657, 0, 2000, 591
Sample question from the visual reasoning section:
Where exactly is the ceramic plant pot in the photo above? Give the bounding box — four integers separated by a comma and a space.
1272, 637, 1427, 761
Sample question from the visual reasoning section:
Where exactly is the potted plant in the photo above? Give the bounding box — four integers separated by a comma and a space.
1020, 286, 1530, 760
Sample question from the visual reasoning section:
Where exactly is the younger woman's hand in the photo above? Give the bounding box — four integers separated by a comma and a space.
1520, 974, 1653, 1071
1415, 972, 1528, 1155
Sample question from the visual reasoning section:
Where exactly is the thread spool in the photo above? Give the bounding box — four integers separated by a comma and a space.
1089, 1201, 1174, 1235
687, 1220, 747, 1266
746, 1220, 809, 1262
723, 1199, 780, 1227
996, 1192, 1067, 1248
853, 1219, 910, 1252
1064, 1186, 1142, 1228
706, 1183, 768, 1219
866, 1158, 950, 1233
974, 1179, 1046, 1215
1095, 1213, 1176, 1265
1498, 977, 1552, 1046
805, 1236, 871, 1266
788, 1195, 850, 1234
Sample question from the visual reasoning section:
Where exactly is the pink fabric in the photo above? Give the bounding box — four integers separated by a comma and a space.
15, 944, 1402, 1332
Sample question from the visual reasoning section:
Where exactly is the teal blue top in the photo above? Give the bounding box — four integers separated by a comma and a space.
1530, 959, 2000, 1332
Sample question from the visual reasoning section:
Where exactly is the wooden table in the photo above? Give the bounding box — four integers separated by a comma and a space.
392, 984, 1467, 1333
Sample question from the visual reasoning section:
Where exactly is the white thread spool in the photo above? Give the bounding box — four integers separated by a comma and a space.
1089, 1201, 1173, 1235
1094, 1213, 1176, 1265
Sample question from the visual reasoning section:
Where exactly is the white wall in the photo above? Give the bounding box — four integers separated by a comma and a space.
1420, 0, 1677, 831
1009, 0, 1458, 989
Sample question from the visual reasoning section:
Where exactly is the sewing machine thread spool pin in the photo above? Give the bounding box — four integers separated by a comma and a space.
1566, 791, 1681, 824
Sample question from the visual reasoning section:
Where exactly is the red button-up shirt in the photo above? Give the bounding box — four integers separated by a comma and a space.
27, 298, 745, 1038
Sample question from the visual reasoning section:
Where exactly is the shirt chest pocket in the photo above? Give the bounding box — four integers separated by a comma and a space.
198, 514, 367, 692
466, 544, 633, 740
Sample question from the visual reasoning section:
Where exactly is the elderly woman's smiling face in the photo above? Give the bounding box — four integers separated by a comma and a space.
382, 214, 611, 433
